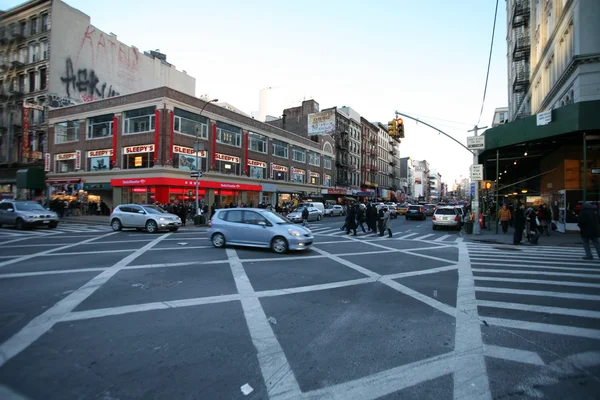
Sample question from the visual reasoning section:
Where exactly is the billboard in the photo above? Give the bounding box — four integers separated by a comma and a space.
308, 110, 336, 136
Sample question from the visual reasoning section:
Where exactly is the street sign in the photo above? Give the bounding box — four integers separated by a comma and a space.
190, 171, 202, 178
467, 136, 485, 150
470, 182, 476, 198
470, 164, 484, 181
591, 168, 600, 175
23, 102, 44, 111
536, 110, 552, 126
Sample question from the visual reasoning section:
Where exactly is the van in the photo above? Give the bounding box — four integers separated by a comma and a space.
297, 202, 325, 213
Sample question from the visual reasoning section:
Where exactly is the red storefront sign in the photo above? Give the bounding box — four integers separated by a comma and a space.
244, 131, 249, 175
110, 177, 262, 191
154, 109, 160, 162
132, 187, 147, 193
22, 107, 30, 154
169, 110, 174, 163
327, 189, 348, 195
112, 116, 118, 166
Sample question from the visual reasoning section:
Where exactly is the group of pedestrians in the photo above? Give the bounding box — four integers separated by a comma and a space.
510, 202, 552, 245
340, 202, 393, 238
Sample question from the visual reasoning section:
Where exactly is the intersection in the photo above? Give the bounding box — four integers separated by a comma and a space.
0, 217, 599, 399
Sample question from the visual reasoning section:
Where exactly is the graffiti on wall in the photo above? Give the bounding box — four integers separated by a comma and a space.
60, 58, 120, 102
48, 93, 76, 108
78, 25, 140, 71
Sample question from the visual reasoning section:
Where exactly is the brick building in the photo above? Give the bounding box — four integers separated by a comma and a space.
46, 87, 334, 209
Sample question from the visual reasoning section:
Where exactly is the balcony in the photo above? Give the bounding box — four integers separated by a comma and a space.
369, 136, 376, 144
11, 32, 25, 42
389, 160, 396, 166
389, 149, 396, 155
11, 60, 25, 70
512, 37, 530, 62
512, 67, 529, 93
512, 0, 530, 28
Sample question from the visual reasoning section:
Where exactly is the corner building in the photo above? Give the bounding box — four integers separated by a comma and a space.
46, 87, 333, 209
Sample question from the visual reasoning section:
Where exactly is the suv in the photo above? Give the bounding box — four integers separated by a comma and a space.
432, 207, 461, 230
405, 205, 426, 220
0, 200, 59, 230
423, 204, 436, 216
110, 204, 181, 233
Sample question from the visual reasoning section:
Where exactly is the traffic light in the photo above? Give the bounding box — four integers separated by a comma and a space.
396, 118, 405, 138
480, 180, 494, 190
387, 120, 397, 136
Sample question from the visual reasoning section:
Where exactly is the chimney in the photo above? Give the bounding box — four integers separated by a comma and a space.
282, 113, 287, 130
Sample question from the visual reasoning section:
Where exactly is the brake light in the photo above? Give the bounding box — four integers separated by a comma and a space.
432, 215, 436, 221
454, 215, 460, 222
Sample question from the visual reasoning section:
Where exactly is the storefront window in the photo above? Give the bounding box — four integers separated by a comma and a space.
273, 170, 287, 181
174, 107, 208, 138
88, 156, 110, 171
324, 157, 332, 170
324, 175, 332, 187
123, 152, 154, 169
292, 171, 305, 184
216, 121, 241, 147
249, 165, 265, 179
123, 106, 156, 134
55, 120, 79, 144
272, 141, 288, 158
216, 159, 240, 175
308, 152, 320, 166
174, 153, 206, 171
249, 132, 267, 153
87, 114, 113, 139
310, 174, 320, 185
56, 159, 76, 173
292, 148, 306, 163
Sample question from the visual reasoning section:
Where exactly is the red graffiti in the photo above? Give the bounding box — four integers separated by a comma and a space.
76, 25, 139, 70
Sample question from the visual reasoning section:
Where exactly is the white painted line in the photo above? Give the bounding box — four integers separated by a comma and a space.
477, 300, 600, 319
0, 267, 107, 279
0, 243, 66, 248
64, 293, 241, 322
242, 254, 326, 263
484, 345, 545, 366
162, 237, 206, 241
0, 232, 171, 368
469, 251, 587, 260
311, 247, 380, 278
43, 249, 137, 256
257, 277, 377, 298
148, 245, 213, 251
0, 236, 34, 246
470, 257, 587, 266
454, 237, 464, 243
453, 242, 491, 400
468, 246, 584, 254
0, 256, 20, 259
0, 231, 117, 269
471, 262, 597, 273
0, 230, 24, 237
0, 383, 29, 400
472, 268, 600, 279
434, 234, 452, 242
303, 352, 455, 400
380, 277, 455, 317
413, 234, 435, 241
121, 260, 231, 270
484, 317, 600, 340
385, 265, 458, 281
225, 248, 302, 399
475, 276, 600, 289
475, 286, 600, 301
397, 233, 419, 240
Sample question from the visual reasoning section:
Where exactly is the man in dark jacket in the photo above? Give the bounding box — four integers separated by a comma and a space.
513, 202, 526, 245
301, 207, 310, 228
345, 206, 357, 236
578, 202, 600, 260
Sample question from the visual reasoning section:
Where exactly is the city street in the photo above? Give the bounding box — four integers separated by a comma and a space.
0, 216, 599, 399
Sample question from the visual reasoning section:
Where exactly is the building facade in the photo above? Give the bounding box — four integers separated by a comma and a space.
0, 0, 194, 199
338, 106, 362, 190
46, 87, 334, 210
399, 156, 415, 201
429, 169, 442, 201
412, 159, 430, 201
360, 117, 378, 197
491, 106, 509, 127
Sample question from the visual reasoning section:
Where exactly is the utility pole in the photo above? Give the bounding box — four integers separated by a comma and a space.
468, 125, 487, 235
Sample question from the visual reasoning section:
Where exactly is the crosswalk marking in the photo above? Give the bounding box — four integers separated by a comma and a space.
482, 317, 600, 340
470, 257, 589, 266
397, 233, 419, 240
475, 286, 600, 301
475, 276, 600, 289
477, 300, 600, 319
0, 224, 110, 238
472, 268, 600, 279
471, 262, 595, 272
413, 234, 435, 241
434, 234, 451, 242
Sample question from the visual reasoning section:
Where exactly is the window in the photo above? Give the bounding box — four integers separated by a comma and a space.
249, 132, 267, 153
30, 18, 37, 35
40, 41, 47, 60
272, 141, 288, 158
225, 210, 244, 223
20, 21, 26, 36
243, 211, 268, 225
308, 152, 320, 166
292, 148, 306, 163
292, 171, 304, 184
55, 121, 79, 143
29, 43, 37, 63
39, 68, 46, 89
87, 114, 113, 139
123, 106, 155, 134
174, 107, 208, 138
18, 74, 25, 92
249, 165, 266, 180
123, 151, 154, 169
41, 14, 49, 32
310, 174, 319, 185
324, 175, 331, 187
28, 71, 35, 92
216, 121, 241, 147
324, 157, 332, 170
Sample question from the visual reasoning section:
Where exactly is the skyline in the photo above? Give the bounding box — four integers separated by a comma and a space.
2, 0, 509, 186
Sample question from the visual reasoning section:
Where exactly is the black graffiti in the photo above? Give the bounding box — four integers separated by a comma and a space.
48, 94, 76, 108
60, 58, 119, 100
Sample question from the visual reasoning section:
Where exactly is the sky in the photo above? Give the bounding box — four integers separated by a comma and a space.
3, 0, 508, 185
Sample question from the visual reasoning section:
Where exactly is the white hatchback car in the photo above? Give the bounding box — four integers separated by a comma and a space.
323, 204, 344, 217
432, 207, 461, 231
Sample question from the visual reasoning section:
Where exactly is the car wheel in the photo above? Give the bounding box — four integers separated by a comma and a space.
211, 233, 226, 248
433, 225, 437, 230
146, 220, 158, 233
48, 222, 58, 229
271, 236, 288, 254
15, 218, 25, 230
169, 227, 179, 232
317, 214, 322, 221
111, 219, 123, 231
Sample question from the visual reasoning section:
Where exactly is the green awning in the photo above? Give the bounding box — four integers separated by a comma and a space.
481, 100, 600, 153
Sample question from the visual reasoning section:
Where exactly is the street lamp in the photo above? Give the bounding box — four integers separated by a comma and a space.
195, 98, 218, 215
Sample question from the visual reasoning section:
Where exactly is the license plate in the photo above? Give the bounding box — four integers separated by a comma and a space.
43, 220, 49, 223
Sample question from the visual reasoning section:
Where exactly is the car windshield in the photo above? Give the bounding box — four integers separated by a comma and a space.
14, 202, 45, 211
143, 206, 168, 214
325, 205, 333, 209
408, 206, 421, 210
264, 210, 293, 224
436, 209, 456, 215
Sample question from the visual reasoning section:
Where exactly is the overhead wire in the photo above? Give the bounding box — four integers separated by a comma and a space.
477, 0, 500, 126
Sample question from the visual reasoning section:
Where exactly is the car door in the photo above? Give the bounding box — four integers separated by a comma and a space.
307, 207, 320, 221
128, 205, 145, 228
0, 203, 11, 224
242, 210, 272, 247
223, 210, 244, 243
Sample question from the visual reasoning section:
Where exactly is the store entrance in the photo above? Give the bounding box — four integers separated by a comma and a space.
132, 193, 147, 204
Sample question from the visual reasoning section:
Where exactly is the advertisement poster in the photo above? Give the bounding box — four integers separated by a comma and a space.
307, 110, 336, 136
557, 189, 566, 233
176, 154, 199, 171
90, 156, 110, 171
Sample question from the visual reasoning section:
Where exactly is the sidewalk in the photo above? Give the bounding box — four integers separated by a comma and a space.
59, 215, 208, 230
462, 224, 583, 247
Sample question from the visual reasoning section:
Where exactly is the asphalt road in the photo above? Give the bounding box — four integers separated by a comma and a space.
0, 215, 599, 399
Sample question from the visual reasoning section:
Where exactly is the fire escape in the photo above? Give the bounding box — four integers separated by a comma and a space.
334, 116, 350, 187
512, 0, 531, 119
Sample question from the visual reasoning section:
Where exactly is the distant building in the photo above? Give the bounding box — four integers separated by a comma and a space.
491, 107, 509, 127
412, 159, 430, 201
399, 156, 415, 200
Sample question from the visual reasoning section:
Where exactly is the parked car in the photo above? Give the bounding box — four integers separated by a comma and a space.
287, 206, 323, 223
0, 200, 59, 230
208, 208, 313, 253
396, 203, 409, 215
323, 204, 344, 217
423, 204, 436, 216
405, 205, 426, 220
296, 202, 325, 213
110, 204, 181, 233
432, 207, 461, 230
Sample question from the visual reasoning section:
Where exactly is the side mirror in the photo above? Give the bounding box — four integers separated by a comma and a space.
258, 221, 267, 227
138, 210, 145, 214
7, 208, 14, 212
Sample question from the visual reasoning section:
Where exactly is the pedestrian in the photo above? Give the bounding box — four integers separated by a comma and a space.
380, 206, 393, 238
356, 204, 367, 234
577, 201, 600, 260
178, 203, 187, 226
513, 202, 525, 245
498, 203, 512, 234
301, 207, 310, 228
526, 207, 541, 245
377, 206, 385, 236
368, 202, 378, 234
345, 205, 357, 236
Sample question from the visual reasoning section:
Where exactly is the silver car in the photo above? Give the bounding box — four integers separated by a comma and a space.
287, 206, 323, 223
110, 204, 181, 233
432, 207, 461, 230
0, 200, 59, 230
208, 208, 313, 253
